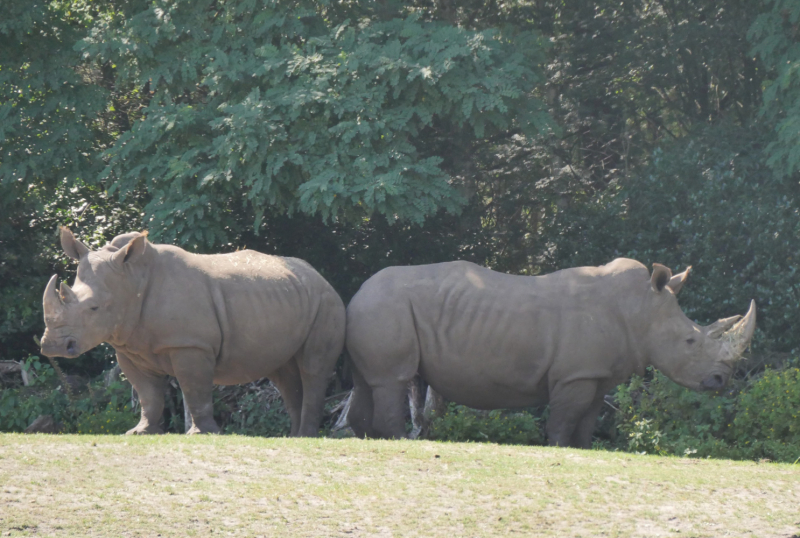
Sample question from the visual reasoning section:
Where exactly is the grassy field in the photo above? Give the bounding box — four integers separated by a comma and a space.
0, 434, 798, 537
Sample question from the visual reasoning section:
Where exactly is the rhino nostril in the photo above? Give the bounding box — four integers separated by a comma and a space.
66, 338, 78, 356
702, 374, 725, 390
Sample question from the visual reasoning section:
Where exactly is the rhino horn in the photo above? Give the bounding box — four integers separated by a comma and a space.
43, 274, 63, 313
723, 300, 757, 358
59, 281, 78, 304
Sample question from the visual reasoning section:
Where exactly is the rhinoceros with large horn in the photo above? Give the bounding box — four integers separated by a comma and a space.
41, 228, 345, 436
345, 258, 756, 448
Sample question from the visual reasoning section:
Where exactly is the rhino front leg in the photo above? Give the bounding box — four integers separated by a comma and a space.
171, 349, 220, 434
570, 392, 606, 449
117, 352, 167, 435
546, 378, 599, 448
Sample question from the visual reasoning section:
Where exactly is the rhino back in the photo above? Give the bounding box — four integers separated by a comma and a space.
347, 259, 649, 409
126, 246, 333, 384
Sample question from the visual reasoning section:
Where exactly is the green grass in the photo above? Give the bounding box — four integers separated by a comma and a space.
0, 434, 798, 537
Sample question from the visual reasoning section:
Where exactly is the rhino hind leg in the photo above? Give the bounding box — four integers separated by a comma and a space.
295, 365, 331, 437
292, 296, 347, 437
270, 359, 304, 436
546, 379, 600, 448
370, 382, 409, 439
347, 366, 375, 438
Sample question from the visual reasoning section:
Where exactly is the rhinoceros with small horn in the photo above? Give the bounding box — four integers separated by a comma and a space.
345, 258, 756, 447
41, 228, 345, 436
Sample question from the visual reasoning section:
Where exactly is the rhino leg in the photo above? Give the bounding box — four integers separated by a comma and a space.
569, 392, 606, 449
117, 352, 167, 435
269, 359, 304, 436
371, 382, 409, 439
546, 379, 600, 448
293, 297, 346, 437
171, 349, 220, 434
347, 366, 375, 438
294, 366, 329, 437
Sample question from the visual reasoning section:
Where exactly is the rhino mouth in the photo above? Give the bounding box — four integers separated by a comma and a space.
40, 335, 81, 358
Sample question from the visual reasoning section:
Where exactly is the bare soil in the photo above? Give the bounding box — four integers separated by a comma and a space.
0, 434, 798, 537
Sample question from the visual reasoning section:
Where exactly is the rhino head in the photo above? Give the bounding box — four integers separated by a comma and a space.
644, 263, 756, 391
40, 227, 150, 358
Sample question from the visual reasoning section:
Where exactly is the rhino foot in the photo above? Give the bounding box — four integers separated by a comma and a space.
186, 424, 221, 435
126, 423, 164, 435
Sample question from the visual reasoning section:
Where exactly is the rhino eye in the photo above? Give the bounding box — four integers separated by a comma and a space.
686, 337, 696, 344
90, 306, 99, 311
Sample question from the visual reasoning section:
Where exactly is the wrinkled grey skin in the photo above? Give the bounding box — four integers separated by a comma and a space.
345, 258, 756, 448
41, 228, 345, 436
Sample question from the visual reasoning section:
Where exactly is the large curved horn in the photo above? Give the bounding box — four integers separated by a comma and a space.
43, 274, 63, 314
724, 300, 757, 357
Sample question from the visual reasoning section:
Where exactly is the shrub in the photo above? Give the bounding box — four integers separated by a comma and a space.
427, 403, 545, 445
611, 359, 800, 463
731, 365, 800, 462
76, 406, 138, 435
215, 384, 292, 437
613, 369, 737, 458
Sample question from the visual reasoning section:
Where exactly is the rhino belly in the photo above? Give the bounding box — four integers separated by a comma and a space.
213, 333, 306, 385
210, 286, 312, 385
418, 348, 551, 410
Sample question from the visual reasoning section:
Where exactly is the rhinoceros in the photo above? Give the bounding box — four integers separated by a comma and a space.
40, 228, 346, 436
345, 258, 756, 447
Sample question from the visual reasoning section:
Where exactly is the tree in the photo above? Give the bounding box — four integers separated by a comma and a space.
79, 0, 551, 246
749, 0, 800, 180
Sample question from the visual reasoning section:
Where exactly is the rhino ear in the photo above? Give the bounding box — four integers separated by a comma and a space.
651, 263, 673, 293
60, 227, 90, 260
111, 232, 149, 268
666, 266, 691, 295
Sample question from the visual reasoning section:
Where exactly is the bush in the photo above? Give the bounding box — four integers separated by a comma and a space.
611, 359, 800, 463
0, 357, 137, 433
219, 390, 292, 438
613, 369, 737, 458
731, 365, 800, 461
76, 407, 138, 435
427, 403, 545, 445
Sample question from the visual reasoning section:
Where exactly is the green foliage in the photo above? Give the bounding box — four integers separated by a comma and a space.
749, 0, 800, 180
218, 389, 292, 438
76, 406, 138, 435
427, 403, 545, 446
0, 358, 136, 433
733, 365, 800, 448
611, 363, 800, 463
0, 357, 70, 431
614, 370, 736, 458
79, 0, 549, 244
